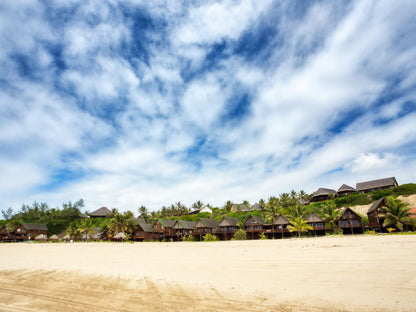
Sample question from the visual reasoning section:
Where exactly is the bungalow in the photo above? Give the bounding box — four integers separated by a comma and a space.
173, 220, 195, 240
273, 215, 292, 238
89, 207, 111, 218
337, 184, 356, 197
217, 217, 239, 240
306, 212, 326, 235
366, 197, 387, 230
13, 223, 48, 241
230, 203, 248, 212
243, 215, 270, 239
356, 177, 398, 193
338, 207, 363, 234
153, 219, 175, 241
194, 218, 219, 240
131, 218, 153, 242
0, 225, 9, 241
311, 188, 337, 202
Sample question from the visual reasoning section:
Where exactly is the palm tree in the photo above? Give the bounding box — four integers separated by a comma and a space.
223, 201, 233, 212
264, 198, 280, 239
138, 205, 148, 216
110, 213, 136, 236
287, 217, 313, 237
319, 202, 341, 232
78, 218, 95, 241
379, 197, 413, 231
65, 222, 80, 240
192, 201, 204, 211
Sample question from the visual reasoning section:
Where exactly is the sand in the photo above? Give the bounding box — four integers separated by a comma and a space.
1, 235, 415, 311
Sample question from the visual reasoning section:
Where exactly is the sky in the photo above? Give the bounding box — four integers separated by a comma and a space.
0, 0, 415, 213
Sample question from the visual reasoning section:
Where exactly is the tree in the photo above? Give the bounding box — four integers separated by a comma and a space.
287, 217, 313, 238
138, 205, 148, 216
379, 197, 413, 231
232, 229, 247, 240
66, 222, 81, 240
264, 197, 280, 225
319, 202, 341, 231
78, 218, 95, 241
192, 201, 204, 211
223, 201, 233, 212
109, 212, 136, 236
1, 207, 13, 220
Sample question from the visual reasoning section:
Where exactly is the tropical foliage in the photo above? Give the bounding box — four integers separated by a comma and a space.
287, 217, 313, 237
379, 197, 414, 231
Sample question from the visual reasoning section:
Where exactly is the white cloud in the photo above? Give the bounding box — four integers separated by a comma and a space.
0, 0, 415, 213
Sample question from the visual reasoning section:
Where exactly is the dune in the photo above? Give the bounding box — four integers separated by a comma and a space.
0, 235, 415, 311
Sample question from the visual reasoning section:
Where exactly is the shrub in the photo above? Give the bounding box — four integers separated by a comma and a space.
365, 230, 376, 235
392, 183, 416, 197
203, 233, 219, 241
232, 229, 247, 240
259, 232, 267, 240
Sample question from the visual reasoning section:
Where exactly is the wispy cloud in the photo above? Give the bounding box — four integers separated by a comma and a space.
0, 0, 415, 212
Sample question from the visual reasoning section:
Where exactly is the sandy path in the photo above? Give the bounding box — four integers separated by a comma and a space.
0, 235, 415, 311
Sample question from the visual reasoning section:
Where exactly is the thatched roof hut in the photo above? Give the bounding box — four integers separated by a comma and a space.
356, 177, 398, 193
49, 234, 59, 242
63, 234, 70, 241
35, 234, 47, 242
114, 232, 126, 241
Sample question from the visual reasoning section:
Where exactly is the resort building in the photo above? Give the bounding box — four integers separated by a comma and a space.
273, 215, 292, 238
337, 184, 356, 196
366, 197, 387, 230
89, 207, 111, 218
337, 207, 363, 234
306, 212, 326, 235
243, 215, 270, 239
194, 218, 219, 240
356, 177, 398, 193
217, 217, 239, 240
311, 188, 337, 202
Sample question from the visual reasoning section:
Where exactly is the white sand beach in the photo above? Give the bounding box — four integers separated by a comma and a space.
0, 235, 415, 311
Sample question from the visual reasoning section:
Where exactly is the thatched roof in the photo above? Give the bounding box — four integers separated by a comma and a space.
274, 215, 291, 225
219, 217, 239, 227
135, 218, 153, 233
49, 235, 59, 241
114, 232, 126, 239
338, 207, 362, 220
35, 234, 47, 241
367, 197, 386, 214
63, 234, 70, 240
306, 212, 324, 223
337, 184, 356, 192
356, 177, 398, 192
196, 218, 219, 228
173, 220, 195, 230
89, 207, 111, 217
21, 223, 48, 231
157, 219, 176, 228
312, 188, 336, 197
244, 215, 267, 225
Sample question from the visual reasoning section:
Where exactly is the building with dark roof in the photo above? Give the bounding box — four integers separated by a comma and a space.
337, 184, 356, 196
311, 188, 337, 202
356, 177, 398, 193
243, 215, 270, 239
337, 207, 363, 234
367, 197, 387, 229
194, 218, 219, 239
89, 207, 111, 218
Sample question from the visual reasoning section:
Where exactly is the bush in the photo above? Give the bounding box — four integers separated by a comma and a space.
203, 233, 219, 241
334, 193, 372, 207
232, 229, 247, 240
259, 232, 267, 240
365, 230, 376, 235
392, 183, 416, 197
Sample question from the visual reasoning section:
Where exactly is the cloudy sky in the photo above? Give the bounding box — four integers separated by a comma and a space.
1, 0, 415, 213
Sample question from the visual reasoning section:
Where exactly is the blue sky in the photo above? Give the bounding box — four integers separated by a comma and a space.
0, 0, 415, 212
